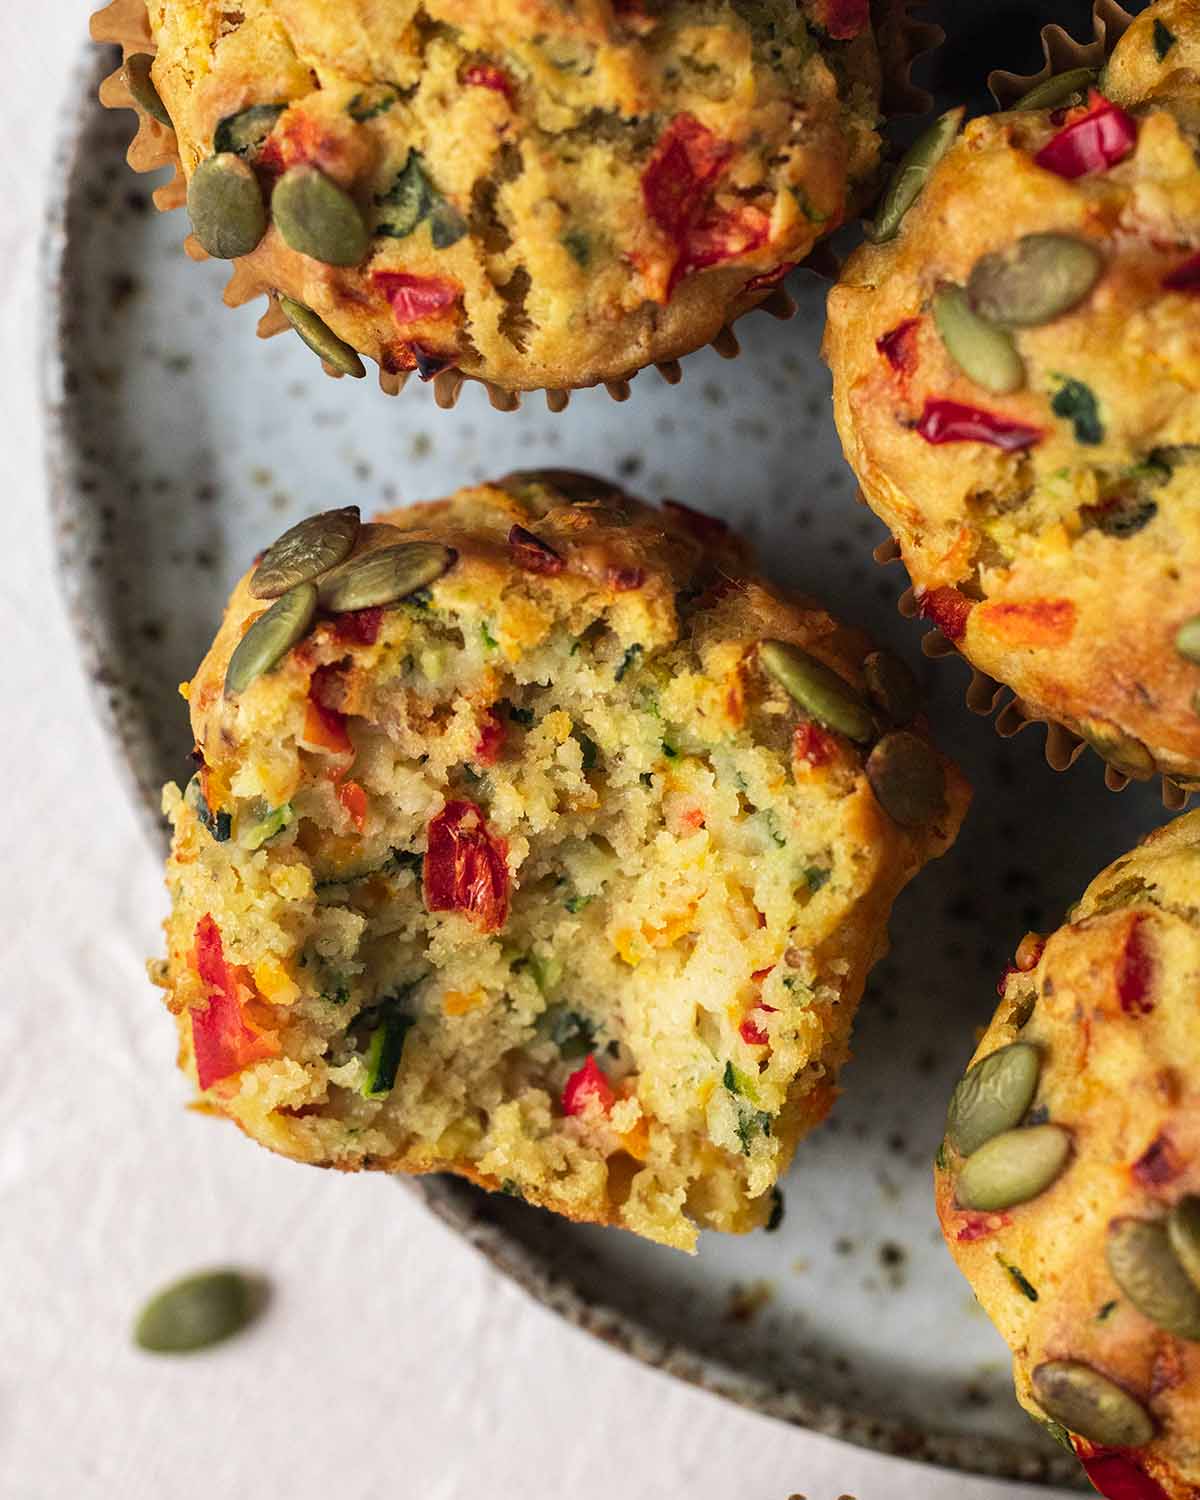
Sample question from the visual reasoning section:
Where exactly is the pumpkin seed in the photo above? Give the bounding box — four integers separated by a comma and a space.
272, 166, 368, 266
214, 103, 285, 157
968, 234, 1104, 328
251, 506, 361, 599
1168, 1196, 1200, 1291
863, 650, 921, 725
187, 153, 267, 260
955, 1124, 1071, 1211
277, 296, 366, 379
946, 1043, 1041, 1157
501, 469, 623, 506
134, 1269, 264, 1353
124, 53, 171, 126
759, 641, 874, 742
316, 542, 456, 612
224, 583, 317, 696
1077, 720, 1155, 781
868, 107, 964, 244
1031, 1362, 1154, 1449
1106, 1217, 1200, 1340
1176, 615, 1200, 663
866, 731, 946, 828
1011, 67, 1098, 112
933, 284, 1025, 395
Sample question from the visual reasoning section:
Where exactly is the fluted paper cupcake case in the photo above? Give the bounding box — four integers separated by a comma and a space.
90, 0, 939, 412
872, 2, 1195, 814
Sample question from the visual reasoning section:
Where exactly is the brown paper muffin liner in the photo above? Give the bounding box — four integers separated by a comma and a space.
91, 0, 938, 411
872, 2, 1194, 811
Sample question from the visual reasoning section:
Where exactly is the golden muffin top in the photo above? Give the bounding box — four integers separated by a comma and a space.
824, 0, 1200, 784
138, 0, 881, 391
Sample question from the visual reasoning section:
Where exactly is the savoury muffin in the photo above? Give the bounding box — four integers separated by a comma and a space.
94, 0, 884, 400
824, 0, 1200, 788
935, 811, 1200, 1500
154, 474, 967, 1251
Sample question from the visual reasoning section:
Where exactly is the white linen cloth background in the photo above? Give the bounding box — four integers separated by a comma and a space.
1, 6, 1077, 1497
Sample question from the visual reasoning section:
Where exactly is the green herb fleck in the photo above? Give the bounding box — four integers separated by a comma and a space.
564, 893, 593, 914
803, 865, 830, 892
791, 185, 829, 224
996, 1255, 1039, 1302
639, 772, 654, 788
735, 1109, 773, 1155
1154, 17, 1177, 60
500, 1178, 523, 1198
361, 1011, 416, 1099
662, 741, 679, 759
615, 643, 643, 682
546, 1006, 596, 1060
480, 620, 499, 650
321, 979, 351, 1007
348, 87, 398, 122
505, 702, 535, 727
935, 1140, 948, 1171
574, 729, 599, 771
376, 151, 434, 239
562, 228, 591, 266
430, 200, 468, 249
1040, 1418, 1075, 1452
1097, 1298, 1119, 1321
766, 1187, 785, 1232
723, 1060, 738, 1093
1051, 377, 1104, 445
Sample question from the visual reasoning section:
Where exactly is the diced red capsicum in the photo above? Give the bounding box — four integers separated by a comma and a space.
955, 1212, 1012, 1242
474, 710, 506, 767
300, 697, 354, 757
462, 62, 514, 99
374, 272, 461, 324
337, 779, 368, 832
1074, 1443, 1171, 1500
793, 720, 838, 767
1117, 914, 1154, 1015
1132, 1133, 1180, 1188
812, 0, 870, 39
643, 115, 732, 244
877, 317, 921, 376
423, 800, 510, 932
918, 586, 974, 642
743, 261, 797, 294
1163, 251, 1200, 292
916, 399, 1043, 451
333, 606, 384, 645
562, 1055, 616, 1117
1034, 92, 1137, 179
191, 915, 279, 1090
508, 525, 565, 575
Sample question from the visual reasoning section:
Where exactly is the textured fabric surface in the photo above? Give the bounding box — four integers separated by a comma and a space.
3, 5, 1071, 1495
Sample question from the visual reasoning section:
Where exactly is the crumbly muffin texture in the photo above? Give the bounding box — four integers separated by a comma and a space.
824, 0, 1200, 785
936, 812, 1200, 1500
135, 0, 882, 392
155, 476, 966, 1251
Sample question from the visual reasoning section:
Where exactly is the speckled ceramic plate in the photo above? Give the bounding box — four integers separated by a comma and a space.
46, 16, 1157, 1487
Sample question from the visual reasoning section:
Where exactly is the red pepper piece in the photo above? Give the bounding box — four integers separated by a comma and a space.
337, 779, 368, 832
996, 962, 1019, 997
918, 586, 974, 642
607, 565, 645, 592
812, 0, 870, 39
333, 607, 383, 646
662, 497, 730, 544
877, 317, 921, 376
462, 62, 513, 99
508, 524, 565, 575
423, 800, 509, 932
1034, 93, 1137, 179
562, 1055, 616, 1117
793, 721, 837, 767
1163, 251, 1200, 292
916, 398, 1043, 451
955, 1212, 1012, 1242
474, 709, 506, 767
191, 915, 279, 1090
642, 114, 733, 245
299, 697, 353, 757
1132, 1133, 1180, 1188
1117, 915, 1154, 1015
1075, 1444, 1171, 1500
682, 203, 771, 281
374, 272, 461, 324
743, 261, 798, 294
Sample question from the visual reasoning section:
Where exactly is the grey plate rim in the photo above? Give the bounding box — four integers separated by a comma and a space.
41, 40, 1078, 1490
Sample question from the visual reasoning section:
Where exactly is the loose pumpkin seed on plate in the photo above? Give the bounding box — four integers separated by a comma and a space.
1106, 1216, 1200, 1340
187, 153, 267, 260
272, 165, 369, 266
224, 582, 317, 696
967, 233, 1104, 328
317, 542, 457, 612
134, 1269, 265, 1354
1031, 1361, 1154, 1449
868, 107, 965, 244
866, 731, 946, 828
862, 649, 920, 726
955, 1122, 1071, 1211
946, 1042, 1041, 1157
759, 640, 874, 742
932, 284, 1025, 395
124, 53, 171, 127
251, 506, 361, 599
277, 297, 366, 379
